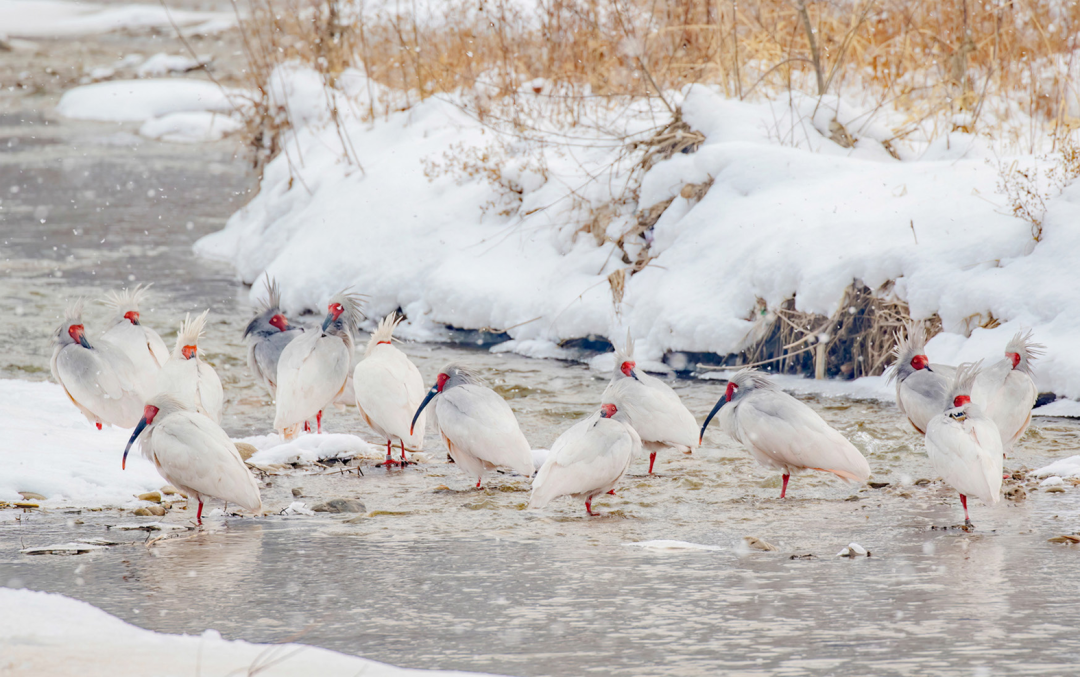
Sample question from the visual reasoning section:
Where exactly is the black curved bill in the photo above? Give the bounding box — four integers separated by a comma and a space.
699, 395, 728, 445
321, 312, 334, 332
410, 386, 439, 436
79, 335, 92, 349
122, 417, 148, 470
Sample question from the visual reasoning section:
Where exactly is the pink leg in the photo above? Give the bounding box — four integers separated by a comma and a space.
304, 421, 311, 433
607, 490, 616, 495
476, 478, 482, 489
585, 498, 594, 516
316, 410, 323, 434
95, 422, 102, 431
400, 440, 408, 463
780, 474, 790, 499
383, 440, 401, 467
648, 452, 657, 474
196, 501, 204, 525
960, 493, 971, 525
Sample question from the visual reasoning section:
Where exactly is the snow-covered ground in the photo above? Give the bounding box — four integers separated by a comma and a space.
0, 0, 234, 38
0, 588, 496, 676
185, 64, 1080, 398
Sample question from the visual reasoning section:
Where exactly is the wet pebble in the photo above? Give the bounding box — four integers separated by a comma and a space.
837, 542, 870, 558
18, 491, 46, 501
235, 442, 258, 461
743, 536, 777, 551
160, 485, 178, 495
1004, 486, 1027, 501
137, 491, 162, 503
312, 498, 366, 513
1048, 534, 1080, 544
133, 505, 166, 517
291, 487, 304, 497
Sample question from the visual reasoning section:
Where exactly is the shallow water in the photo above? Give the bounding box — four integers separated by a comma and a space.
4, 28, 1080, 677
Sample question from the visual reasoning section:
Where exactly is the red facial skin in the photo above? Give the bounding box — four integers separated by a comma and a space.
953, 395, 971, 407
328, 303, 345, 322
143, 404, 160, 424
268, 314, 289, 332
436, 373, 450, 392
600, 403, 618, 418
182, 345, 197, 360
725, 381, 737, 401
910, 354, 930, 370
620, 361, 636, 377
124, 311, 140, 325
1008, 352, 1021, 369
68, 324, 86, 344
377, 341, 391, 345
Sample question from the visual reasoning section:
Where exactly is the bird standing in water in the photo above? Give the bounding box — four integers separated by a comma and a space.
353, 312, 427, 466
410, 365, 533, 488
154, 310, 224, 423
971, 330, 1043, 454
601, 334, 697, 473
699, 368, 871, 498
244, 276, 304, 400
925, 362, 1003, 528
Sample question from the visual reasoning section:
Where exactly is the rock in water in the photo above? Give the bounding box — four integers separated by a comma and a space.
743, 536, 777, 551
312, 498, 366, 513
235, 442, 258, 461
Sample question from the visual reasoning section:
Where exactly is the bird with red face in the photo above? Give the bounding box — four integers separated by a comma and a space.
970, 330, 1044, 454
100, 284, 170, 397
51, 301, 144, 429
274, 290, 364, 439
154, 310, 224, 423
529, 403, 641, 515
410, 364, 533, 488
600, 333, 698, 474
243, 276, 304, 400
123, 394, 262, 525
888, 320, 956, 435
699, 368, 871, 498
925, 362, 1002, 528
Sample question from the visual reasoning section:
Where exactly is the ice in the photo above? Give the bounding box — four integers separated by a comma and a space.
195, 67, 1080, 397
624, 540, 724, 552
0, 588, 497, 676
56, 79, 241, 123
1034, 456, 1080, 479
0, 0, 235, 38
136, 53, 203, 78
139, 111, 243, 143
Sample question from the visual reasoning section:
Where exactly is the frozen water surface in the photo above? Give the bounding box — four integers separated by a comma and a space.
4, 24, 1080, 677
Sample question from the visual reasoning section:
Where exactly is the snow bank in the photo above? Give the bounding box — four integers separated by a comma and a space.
56, 79, 240, 122
0, 0, 233, 38
196, 66, 1080, 397
136, 53, 202, 78
243, 431, 379, 468
139, 111, 243, 143
0, 380, 165, 506
623, 540, 724, 552
1034, 456, 1080, 479
0, 588, 497, 676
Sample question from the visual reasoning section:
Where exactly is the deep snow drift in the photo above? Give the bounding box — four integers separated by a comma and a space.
190, 65, 1080, 397
0, 588, 495, 676
0, 0, 233, 38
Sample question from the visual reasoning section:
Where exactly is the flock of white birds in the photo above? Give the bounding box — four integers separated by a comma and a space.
50, 281, 1042, 527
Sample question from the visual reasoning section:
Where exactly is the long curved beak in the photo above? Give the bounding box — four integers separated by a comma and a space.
630, 369, 640, 381
122, 417, 148, 470
79, 334, 92, 349
699, 395, 728, 445
321, 312, 334, 332
410, 386, 439, 436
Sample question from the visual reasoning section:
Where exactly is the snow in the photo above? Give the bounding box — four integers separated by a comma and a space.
243, 431, 378, 468
0, 0, 234, 38
1033, 399, 1080, 418
0, 379, 167, 507
0, 588, 497, 676
56, 79, 241, 123
1034, 457, 1080, 479
196, 66, 1080, 397
623, 540, 724, 552
139, 111, 243, 143
135, 53, 202, 78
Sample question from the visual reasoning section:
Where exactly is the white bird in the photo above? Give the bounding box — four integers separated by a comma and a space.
51, 301, 144, 429
100, 284, 170, 397
243, 276, 304, 399
888, 320, 956, 435
123, 394, 262, 525
699, 368, 871, 497
154, 310, 224, 423
529, 403, 640, 515
410, 364, 533, 488
925, 362, 1003, 528
274, 291, 363, 439
601, 334, 698, 473
353, 312, 427, 467
971, 330, 1043, 454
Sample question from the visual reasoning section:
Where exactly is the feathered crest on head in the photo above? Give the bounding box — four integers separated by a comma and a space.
1005, 329, 1045, 375
886, 320, 929, 384
173, 310, 209, 358
947, 360, 982, 405
257, 274, 283, 313
365, 311, 404, 356
101, 283, 152, 315
443, 363, 485, 388
64, 299, 85, 322
614, 330, 635, 365
730, 367, 777, 392
327, 290, 367, 334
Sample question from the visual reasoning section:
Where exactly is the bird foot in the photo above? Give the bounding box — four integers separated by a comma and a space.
377, 456, 403, 468
95, 422, 102, 431
607, 490, 616, 495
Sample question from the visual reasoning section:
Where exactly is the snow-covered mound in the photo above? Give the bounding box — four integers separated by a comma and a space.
0, 588, 497, 676
139, 111, 243, 143
243, 431, 379, 468
0, 0, 233, 38
0, 379, 165, 506
56, 79, 241, 122
1034, 456, 1080, 479
196, 66, 1080, 396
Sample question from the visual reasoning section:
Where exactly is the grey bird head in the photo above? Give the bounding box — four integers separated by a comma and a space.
244, 276, 295, 339
887, 320, 934, 384
700, 368, 774, 443
55, 300, 92, 350
410, 364, 485, 436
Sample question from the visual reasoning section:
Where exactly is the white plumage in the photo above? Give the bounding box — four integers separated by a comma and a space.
601, 334, 698, 473
411, 365, 533, 487
124, 395, 261, 524
51, 301, 144, 429
154, 310, 224, 422
529, 403, 640, 515
700, 369, 871, 497
353, 313, 427, 465
925, 362, 1003, 527
888, 320, 955, 435
970, 330, 1043, 453
100, 284, 170, 397
274, 291, 363, 439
